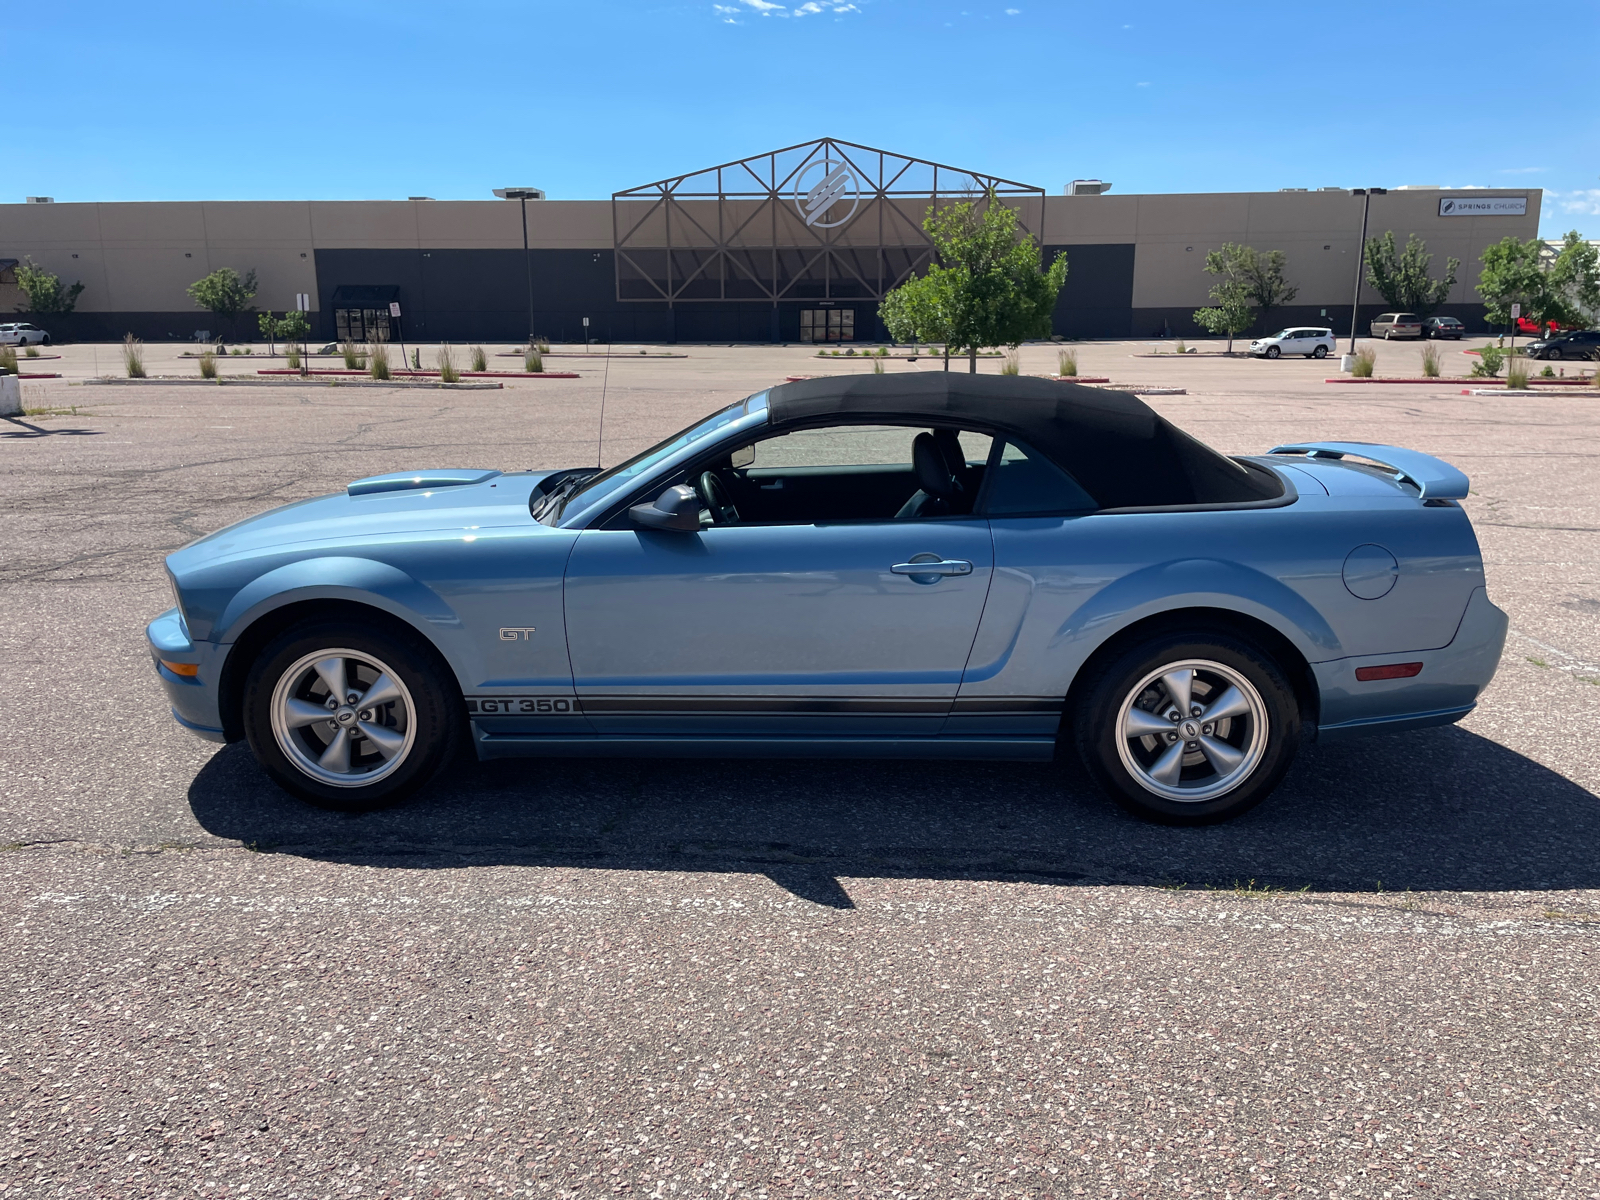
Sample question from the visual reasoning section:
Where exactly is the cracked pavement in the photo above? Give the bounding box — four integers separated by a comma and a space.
2, 341, 1598, 1198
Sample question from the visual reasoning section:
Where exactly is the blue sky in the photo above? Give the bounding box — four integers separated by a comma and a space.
15, 0, 1599, 237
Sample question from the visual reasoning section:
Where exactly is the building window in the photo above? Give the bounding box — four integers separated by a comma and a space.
799, 309, 854, 344
334, 308, 394, 343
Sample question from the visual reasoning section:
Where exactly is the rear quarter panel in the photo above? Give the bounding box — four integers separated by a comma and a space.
953, 492, 1485, 723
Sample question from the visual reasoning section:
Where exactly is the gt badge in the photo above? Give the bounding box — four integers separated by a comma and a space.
499, 627, 537, 641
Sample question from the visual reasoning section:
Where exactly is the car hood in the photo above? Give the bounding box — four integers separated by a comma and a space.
168, 469, 556, 569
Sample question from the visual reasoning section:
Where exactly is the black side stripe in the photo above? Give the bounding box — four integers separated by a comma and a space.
467, 694, 1064, 717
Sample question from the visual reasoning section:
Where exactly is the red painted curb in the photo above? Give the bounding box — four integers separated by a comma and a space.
1327, 376, 1596, 385
17, 373, 64, 379
256, 368, 581, 380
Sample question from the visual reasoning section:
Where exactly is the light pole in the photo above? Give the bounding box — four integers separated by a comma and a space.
1348, 187, 1386, 355
494, 187, 544, 345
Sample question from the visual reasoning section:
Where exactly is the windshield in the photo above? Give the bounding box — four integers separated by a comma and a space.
560, 390, 770, 520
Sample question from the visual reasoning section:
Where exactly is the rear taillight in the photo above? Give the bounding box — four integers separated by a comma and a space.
1355, 662, 1423, 682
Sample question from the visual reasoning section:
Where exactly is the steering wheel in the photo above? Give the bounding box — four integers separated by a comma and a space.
697, 471, 740, 525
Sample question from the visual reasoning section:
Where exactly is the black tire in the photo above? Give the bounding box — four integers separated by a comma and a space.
1264, 345, 1280, 359
1312, 345, 1329, 359
1072, 630, 1301, 825
242, 618, 463, 811
1546, 347, 1562, 361
42, 335, 50, 346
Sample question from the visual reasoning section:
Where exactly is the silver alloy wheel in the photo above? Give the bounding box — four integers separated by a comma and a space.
1114, 658, 1269, 803
268, 647, 417, 788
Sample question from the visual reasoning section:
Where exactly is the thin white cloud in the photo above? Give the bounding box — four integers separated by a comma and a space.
741, 0, 786, 12
794, 0, 858, 12
1553, 189, 1600, 216
1136, 81, 1150, 86
1005, 7, 1021, 12
1497, 167, 1546, 175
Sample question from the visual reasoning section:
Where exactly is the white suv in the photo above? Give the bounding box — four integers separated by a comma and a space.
1250, 326, 1335, 359
0, 322, 51, 346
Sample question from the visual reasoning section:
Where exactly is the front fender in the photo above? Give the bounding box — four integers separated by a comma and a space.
214, 556, 461, 642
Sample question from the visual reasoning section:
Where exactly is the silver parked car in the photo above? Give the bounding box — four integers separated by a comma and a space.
1370, 313, 1423, 339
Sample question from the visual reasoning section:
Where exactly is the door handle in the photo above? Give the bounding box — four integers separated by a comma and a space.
759, 479, 784, 490
891, 557, 973, 579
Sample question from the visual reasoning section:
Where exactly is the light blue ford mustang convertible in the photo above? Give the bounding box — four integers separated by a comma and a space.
146, 374, 1507, 824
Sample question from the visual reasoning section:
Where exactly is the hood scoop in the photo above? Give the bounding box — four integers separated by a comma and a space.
347, 469, 502, 497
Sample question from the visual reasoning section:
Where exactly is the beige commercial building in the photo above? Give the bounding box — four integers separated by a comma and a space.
0, 139, 1539, 344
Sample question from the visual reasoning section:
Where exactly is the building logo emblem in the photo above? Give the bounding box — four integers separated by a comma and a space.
794, 156, 861, 229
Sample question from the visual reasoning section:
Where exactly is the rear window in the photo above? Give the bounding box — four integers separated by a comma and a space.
1397, 314, 1420, 322
1377, 314, 1397, 322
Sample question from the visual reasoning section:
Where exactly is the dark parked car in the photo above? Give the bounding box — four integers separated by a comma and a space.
1525, 330, 1600, 361
1423, 316, 1465, 340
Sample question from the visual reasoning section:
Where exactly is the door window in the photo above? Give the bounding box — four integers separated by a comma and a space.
799, 309, 855, 343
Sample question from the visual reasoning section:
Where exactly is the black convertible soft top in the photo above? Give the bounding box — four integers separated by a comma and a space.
767, 373, 1279, 509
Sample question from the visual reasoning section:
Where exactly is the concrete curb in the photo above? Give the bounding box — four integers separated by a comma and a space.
80, 377, 506, 390
0, 375, 19, 416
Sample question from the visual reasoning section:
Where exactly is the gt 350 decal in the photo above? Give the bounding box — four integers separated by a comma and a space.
466, 696, 579, 714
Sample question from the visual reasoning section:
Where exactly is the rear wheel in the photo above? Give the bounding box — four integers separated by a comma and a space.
242, 619, 462, 811
1312, 345, 1329, 359
1073, 632, 1301, 824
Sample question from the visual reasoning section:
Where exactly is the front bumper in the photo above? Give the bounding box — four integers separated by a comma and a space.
146, 608, 228, 743
1312, 587, 1509, 741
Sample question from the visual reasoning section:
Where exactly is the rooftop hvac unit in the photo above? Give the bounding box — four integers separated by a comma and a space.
25, 196, 54, 204
1066, 179, 1111, 196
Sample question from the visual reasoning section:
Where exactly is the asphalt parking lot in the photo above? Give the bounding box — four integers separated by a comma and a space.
3, 340, 1599, 1198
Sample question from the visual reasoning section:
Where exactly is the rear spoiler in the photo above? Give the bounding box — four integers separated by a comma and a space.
1267, 441, 1469, 501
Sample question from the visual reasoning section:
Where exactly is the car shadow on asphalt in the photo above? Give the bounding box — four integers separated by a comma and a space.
186, 725, 1600, 907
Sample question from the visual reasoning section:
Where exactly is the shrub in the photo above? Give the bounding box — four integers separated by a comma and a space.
410, 348, 421, 370
1506, 361, 1530, 390
1351, 347, 1376, 377
369, 342, 391, 380
341, 340, 363, 368
1540, 364, 1555, 378
1420, 343, 1441, 378
0, 346, 17, 374
524, 348, 544, 373
24, 345, 40, 358
533, 335, 551, 354
122, 334, 146, 378
470, 344, 487, 372
1471, 344, 1504, 377
197, 349, 218, 379
1175, 339, 1187, 355
1058, 349, 1078, 377
871, 356, 885, 374
1001, 347, 1021, 375
438, 344, 460, 383
878, 346, 889, 357
285, 345, 301, 369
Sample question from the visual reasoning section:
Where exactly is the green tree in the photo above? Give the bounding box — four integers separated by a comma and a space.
880, 190, 1068, 373
1192, 244, 1259, 351
1543, 231, 1600, 329
879, 270, 954, 368
186, 267, 258, 336
1476, 236, 1545, 329
14, 258, 85, 313
1363, 231, 1459, 317
277, 309, 310, 343
257, 310, 280, 353
1239, 246, 1297, 331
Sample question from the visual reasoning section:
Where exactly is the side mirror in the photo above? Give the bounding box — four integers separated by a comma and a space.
630, 484, 702, 532
730, 444, 756, 469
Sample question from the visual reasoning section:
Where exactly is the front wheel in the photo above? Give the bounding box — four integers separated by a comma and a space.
242, 619, 463, 811
1546, 348, 1562, 361
1073, 632, 1301, 824
1264, 345, 1281, 359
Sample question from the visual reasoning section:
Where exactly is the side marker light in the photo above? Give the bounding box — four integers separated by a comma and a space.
1355, 662, 1423, 682
160, 660, 200, 677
